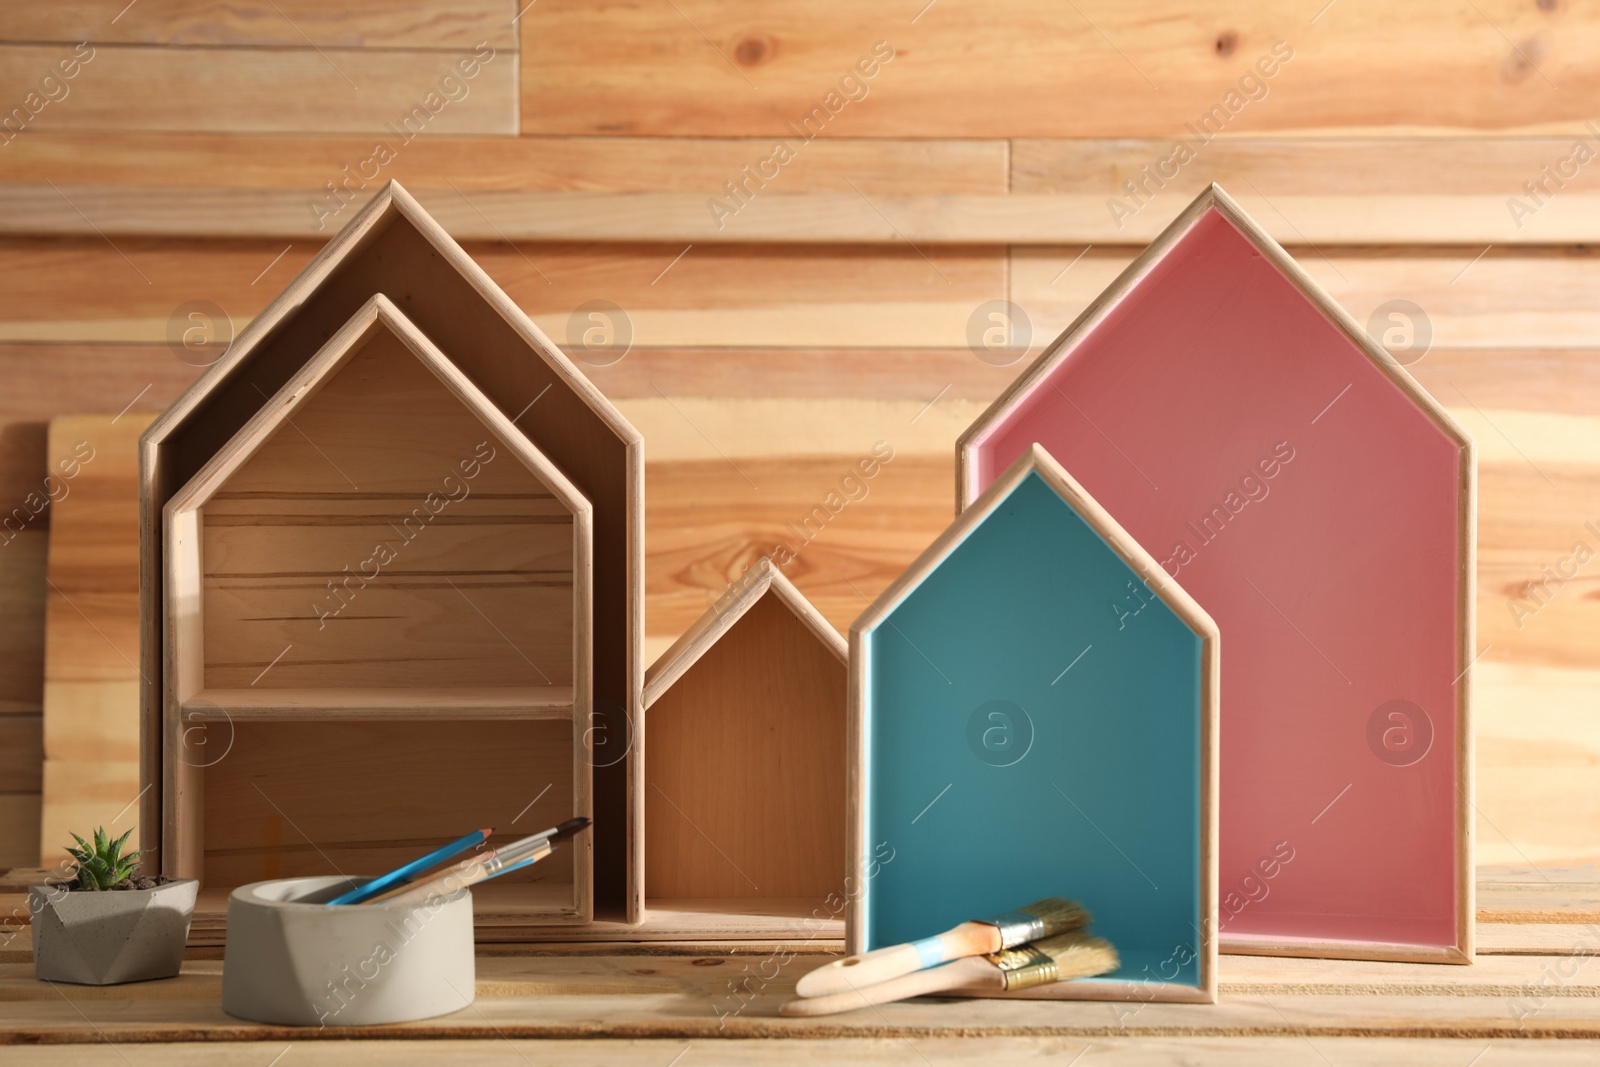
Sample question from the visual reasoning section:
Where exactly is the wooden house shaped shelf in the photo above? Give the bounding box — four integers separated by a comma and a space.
850, 446, 1219, 1003
641, 559, 847, 938
139, 181, 644, 927
163, 295, 592, 922
958, 184, 1475, 963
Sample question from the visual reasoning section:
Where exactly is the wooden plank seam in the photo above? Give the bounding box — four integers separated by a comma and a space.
0, 43, 96, 146
307, 41, 501, 234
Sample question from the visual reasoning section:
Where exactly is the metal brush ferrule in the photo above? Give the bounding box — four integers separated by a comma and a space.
989, 943, 1060, 990
984, 909, 1049, 946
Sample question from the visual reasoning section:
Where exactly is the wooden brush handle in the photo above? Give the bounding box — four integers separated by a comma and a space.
781, 957, 1001, 1017
794, 921, 1000, 998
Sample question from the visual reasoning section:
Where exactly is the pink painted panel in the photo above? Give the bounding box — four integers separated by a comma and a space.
968, 208, 1465, 951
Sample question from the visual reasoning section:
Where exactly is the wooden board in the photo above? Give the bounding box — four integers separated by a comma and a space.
16, 183, 1600, 244
850, 446, 1219, 1003
37, 414, 150, 868
0, 237, 1003, 350
0, 43, 515, 136
961, 187, 1474, 963
19, 238, 1600, 357
0, 797, 41, 873
0, 133, 1008, 193
10, 1039, 1600, 1067
644, 559, 847, 906
0, 525, 44, 868
9, 870, 1600, 1049
518, 1, 1597, 138
199, 718, 578, 901
0, 1, 520, 49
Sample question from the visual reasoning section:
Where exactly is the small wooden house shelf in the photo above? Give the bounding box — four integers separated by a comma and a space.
957, 184, 1475, 964
162, 295, 593, 923
850, 446, 1219, 1003
140, 181, 644, 925
641, 558, 847, 939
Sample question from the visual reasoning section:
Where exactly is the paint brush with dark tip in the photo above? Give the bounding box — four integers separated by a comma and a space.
363, 817, 590, 905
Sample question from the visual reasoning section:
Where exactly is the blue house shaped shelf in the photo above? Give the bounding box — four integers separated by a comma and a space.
848, 445, 1219, 1003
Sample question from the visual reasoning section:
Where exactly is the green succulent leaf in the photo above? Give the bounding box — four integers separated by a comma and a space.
62, 826, 143, 890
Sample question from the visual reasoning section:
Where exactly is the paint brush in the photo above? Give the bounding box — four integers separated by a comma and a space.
780, 930, 1118, 1017
362, 817, 589, 906
325, 827, 493, 906
795, 897, 1088, 998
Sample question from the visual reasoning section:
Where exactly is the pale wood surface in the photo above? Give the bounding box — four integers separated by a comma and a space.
1, 0, 521, 49
17, 184, 1600, 245
1, 868, 1599, 1056
516, 1, 1599, 139
37, 416, 152, 868
4, 1039, 1600, 1066
19, 239, 1600, 354
0, 133, 1009, 193
0, 45, 517, 136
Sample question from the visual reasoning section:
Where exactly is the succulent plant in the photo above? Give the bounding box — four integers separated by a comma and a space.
65, 827, 142, 891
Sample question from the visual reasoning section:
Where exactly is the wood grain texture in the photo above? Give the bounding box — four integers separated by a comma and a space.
0, 133, 1008, 192
39, 414, 150, 867
7, 1039, 1600, 1067
0, 796, 40, 869
20, 238, 1600, 358
0, 236, 1004, 349
645, 585, 847, 901
0, 715, 41, 795
0, 864, 1594, 1039
518, 0, 1595, 138
17, 183, 1600, 243
199, 718, 581, 916
0, 44, 516, 135
0, 529, 45, 867
10, 922, 1600, 1041
0, 1, 519, 49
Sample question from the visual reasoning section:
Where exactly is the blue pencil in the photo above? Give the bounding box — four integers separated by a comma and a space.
326, 827, 493, 906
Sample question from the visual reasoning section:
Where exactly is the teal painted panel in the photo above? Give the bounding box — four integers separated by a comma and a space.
861, 471, 1206, 990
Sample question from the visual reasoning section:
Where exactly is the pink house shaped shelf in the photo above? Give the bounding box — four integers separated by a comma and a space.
958, 185, 1475, 963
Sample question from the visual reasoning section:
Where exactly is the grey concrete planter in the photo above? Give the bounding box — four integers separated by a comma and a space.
29, 878, 197, 985
221, 875, 475, 1027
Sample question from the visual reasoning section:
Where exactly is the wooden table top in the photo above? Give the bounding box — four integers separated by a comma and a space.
3, 865, 1598, 1064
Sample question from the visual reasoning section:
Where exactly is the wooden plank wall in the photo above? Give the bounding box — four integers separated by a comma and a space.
0, 1, 1596, 869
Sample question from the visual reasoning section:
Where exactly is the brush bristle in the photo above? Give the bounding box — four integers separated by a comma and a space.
551, 817, 590, 841
1019, 897, 1091, 933
1033, 930, 1119, 980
